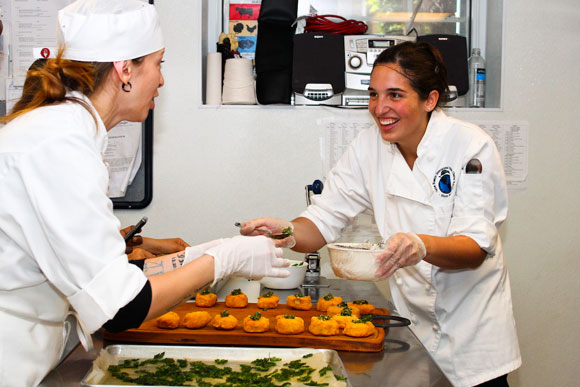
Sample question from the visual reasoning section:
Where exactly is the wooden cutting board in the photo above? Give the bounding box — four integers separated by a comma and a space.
104, 301, 389, 352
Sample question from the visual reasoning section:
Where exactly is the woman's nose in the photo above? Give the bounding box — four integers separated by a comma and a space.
374, 95, 391, 115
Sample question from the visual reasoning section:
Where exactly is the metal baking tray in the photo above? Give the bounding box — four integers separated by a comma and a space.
81, 344, 352, 386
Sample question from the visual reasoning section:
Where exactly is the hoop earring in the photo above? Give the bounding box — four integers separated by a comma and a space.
121, 82, 132, 93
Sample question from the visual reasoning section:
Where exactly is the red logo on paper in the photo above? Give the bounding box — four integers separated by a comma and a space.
41, 48, 50, 58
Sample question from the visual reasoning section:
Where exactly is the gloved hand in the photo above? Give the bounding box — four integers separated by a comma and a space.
183, 238, 230, 265
238, 217, 296, 248
375, 232, 426, 279
206, 235, 290, 283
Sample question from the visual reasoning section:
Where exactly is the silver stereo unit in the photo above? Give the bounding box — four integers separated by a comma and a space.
341, 89, 370, 107
343, 35, 416, 106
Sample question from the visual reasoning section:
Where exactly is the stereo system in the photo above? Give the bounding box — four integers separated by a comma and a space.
342, 34, 415, 107
292, 33, 415, 106
292, 33, 468, 107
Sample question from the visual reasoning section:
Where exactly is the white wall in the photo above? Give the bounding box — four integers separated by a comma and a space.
115, 1, 580, 385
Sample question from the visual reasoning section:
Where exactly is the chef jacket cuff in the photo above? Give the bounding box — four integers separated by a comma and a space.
448, 216, 498, 257
67, 257, 148, 333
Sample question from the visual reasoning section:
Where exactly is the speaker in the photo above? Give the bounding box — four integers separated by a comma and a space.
292, 33, 345, 94
417, 34, 468, 96
255, 0, 298, 104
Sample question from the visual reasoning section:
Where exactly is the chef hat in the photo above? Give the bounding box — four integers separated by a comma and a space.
57, 0, 164, 62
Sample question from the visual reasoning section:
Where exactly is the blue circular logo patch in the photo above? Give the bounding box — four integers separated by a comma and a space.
433, 167, 455, 197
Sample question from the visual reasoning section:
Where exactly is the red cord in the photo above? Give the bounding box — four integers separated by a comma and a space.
304, 14, 368, 35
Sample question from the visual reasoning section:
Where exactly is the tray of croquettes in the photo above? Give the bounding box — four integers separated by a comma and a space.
104, 289, 392, 352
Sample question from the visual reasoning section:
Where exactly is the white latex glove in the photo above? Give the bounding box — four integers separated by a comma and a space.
183, 238, 230, 266
206, 235, 290, 284
375, 232, 426, 279
238, 217, 296, 248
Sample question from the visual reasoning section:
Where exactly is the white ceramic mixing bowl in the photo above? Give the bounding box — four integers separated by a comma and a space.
260, 260, 307, 290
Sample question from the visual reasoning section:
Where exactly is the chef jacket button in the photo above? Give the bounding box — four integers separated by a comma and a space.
432, 324, 439, 332
425, 284, 431, 291
395, 277, 403, 286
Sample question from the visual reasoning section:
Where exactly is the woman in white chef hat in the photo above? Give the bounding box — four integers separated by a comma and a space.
0, 1, 289, 385
241, 41, 521, 387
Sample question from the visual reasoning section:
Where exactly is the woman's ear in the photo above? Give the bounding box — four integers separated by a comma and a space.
425, 89, 440, 112
112, 60, 132, 84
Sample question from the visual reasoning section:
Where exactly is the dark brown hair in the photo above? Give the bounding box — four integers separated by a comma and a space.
373, 41, 451, 106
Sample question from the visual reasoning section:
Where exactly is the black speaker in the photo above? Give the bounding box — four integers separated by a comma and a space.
292, 33, 345, 94
255, 0, 298, 104
417, 34, 468, 96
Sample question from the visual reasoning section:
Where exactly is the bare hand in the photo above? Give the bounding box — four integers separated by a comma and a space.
120, 225, 143, 254
128, 247, 156, 260
239, 217, 296, 248
141, 237, 190, 255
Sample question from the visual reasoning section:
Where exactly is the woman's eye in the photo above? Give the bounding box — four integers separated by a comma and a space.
368, 91, 378, 98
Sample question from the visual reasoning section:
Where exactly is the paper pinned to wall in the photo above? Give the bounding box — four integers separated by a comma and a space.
104, 121, 142, 198
319, 116, 374, 179
10, 0, 70, 78
474, 120, 529, 192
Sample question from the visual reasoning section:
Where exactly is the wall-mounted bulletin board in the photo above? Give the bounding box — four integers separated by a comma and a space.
0, 0, 155, 209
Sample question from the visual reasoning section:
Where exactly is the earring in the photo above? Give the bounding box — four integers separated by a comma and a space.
121, 82, 132, 93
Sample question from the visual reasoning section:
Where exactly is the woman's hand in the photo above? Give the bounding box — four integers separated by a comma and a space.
120, 225, 144, 254
128, 247, 156, 260
238, 217, 296, 248
140, 237, 190, 255
206, 235, 290, 281
375, 232, 426, 278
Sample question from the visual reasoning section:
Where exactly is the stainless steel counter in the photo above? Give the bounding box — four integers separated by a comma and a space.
40, 279, 452, 387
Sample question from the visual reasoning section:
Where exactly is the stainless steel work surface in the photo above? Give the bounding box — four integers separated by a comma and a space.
40, 279, 452, 387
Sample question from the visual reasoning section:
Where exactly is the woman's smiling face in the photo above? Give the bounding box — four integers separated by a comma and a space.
368, 63, 433, 151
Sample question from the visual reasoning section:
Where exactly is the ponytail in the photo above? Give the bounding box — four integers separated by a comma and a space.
1, 47, 113, 124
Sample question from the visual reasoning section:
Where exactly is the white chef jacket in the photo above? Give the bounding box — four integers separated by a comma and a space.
302, 110, 521, 386
0, 92, 147, 386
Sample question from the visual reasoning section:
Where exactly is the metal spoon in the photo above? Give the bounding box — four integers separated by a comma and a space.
234, 222, 292, 240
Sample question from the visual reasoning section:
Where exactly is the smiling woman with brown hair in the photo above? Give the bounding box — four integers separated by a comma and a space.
241, 41, 521, 386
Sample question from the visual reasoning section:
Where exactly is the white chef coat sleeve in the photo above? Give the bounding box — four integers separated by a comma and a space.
18, 133, 147, 333
448, 136, 508, 257
301, 133, 373, 243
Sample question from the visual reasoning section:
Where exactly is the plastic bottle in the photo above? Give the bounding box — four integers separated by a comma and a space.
468, 48, 486, 107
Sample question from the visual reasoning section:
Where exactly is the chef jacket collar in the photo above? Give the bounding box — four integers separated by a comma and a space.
414, 109, 447, 182
67, 90, 109, 154
382, 109, 447, 205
